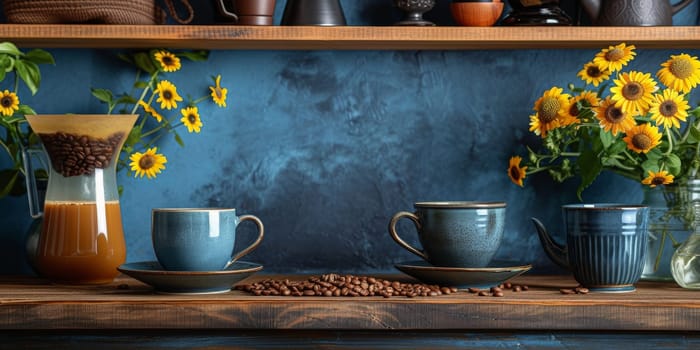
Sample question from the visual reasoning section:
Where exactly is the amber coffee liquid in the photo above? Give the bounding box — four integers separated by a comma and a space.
36, 201, 126, 284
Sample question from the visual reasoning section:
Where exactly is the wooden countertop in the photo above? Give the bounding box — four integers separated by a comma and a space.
1, 274, 698, 331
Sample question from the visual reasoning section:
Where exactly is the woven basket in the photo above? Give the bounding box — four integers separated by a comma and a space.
3, 0, 166, 24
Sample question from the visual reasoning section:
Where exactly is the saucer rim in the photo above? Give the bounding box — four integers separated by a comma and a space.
117, 260, 263, 276
394, 260, 532, 273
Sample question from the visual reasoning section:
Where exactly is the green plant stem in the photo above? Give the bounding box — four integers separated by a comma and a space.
561, 152, 581, 157
664, 129, 674, 156
131, 72, 159, 115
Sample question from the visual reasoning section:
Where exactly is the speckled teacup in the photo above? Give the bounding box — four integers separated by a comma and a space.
389, 201, 506, 267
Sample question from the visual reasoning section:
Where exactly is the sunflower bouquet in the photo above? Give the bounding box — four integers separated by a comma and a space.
508, 43, 700, 200
92, 49, 228, 181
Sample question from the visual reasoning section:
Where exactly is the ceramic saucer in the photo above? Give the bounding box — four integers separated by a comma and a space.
117, 261, 263, 295
395, 260, 532, 289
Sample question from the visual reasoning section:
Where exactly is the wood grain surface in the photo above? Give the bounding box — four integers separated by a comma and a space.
1, 274, 699, 331
1, 25, 700, 50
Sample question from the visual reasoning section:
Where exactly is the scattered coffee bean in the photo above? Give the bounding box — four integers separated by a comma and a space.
575, 287, 589, 294
39, 131, 125, 177
513, 286, 522, 292
521, 285, 529, 291
490, 286, 502, 294
478, 291, 489, 296
493, 291, 504, 297
235, 274, 452, 298
560, 288, 576, 295
503, 282, 512, 289
468, 288, 480, 294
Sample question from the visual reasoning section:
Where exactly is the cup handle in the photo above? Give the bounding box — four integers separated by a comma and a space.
215, 0, 239, 22
224, 214, 264, 269
388, 211, 429, 261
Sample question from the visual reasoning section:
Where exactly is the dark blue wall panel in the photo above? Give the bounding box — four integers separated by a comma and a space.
1, 0, 698, 275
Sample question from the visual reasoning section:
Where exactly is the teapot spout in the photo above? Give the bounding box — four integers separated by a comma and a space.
579, 0, 600, 23
672, 0, 694, 15
531, 217, 570, 269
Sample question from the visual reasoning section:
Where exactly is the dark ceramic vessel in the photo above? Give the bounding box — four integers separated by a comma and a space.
393, 0, 437, 26
533, 204, 650, 292
501, 0, 571, 25
281, 0, 347, 26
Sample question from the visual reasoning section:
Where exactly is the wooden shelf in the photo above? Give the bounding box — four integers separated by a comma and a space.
2, 24, 700, 50
1, 274, 699, 331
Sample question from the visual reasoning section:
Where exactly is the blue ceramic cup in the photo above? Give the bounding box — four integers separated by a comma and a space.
152, 208, 264, 271
533, 204, 649, 292
388, 201, 506, 267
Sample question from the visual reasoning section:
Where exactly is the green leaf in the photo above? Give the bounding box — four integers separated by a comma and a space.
646, 148, 664, 162
0, 42, 21, 56
116, 95, 138, 105
577, 150, 603, 200
133, 81, 149, 89
126, 124, 143, 147
606, 140, 628, 156
91, 88, 114, 104
14, 60, 41, 95
599, 128, 615, 149
0, 169, 20, 198
174, 132, 185, 147
133, 52, 157, 74
642, 159, 660, 173
17, 104, 35, 115
177, 50, 209, 62
664, 153, 682, 175
24, 49, 55, 65
689, 127, 700, 144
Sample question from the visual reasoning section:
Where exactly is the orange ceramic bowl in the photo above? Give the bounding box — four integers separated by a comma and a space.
450, 1, 504, 27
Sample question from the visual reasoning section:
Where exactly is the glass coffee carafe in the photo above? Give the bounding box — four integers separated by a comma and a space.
24, 114, 137, 284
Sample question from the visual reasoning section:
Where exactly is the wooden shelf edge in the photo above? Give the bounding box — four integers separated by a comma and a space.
1, 24, 700, 50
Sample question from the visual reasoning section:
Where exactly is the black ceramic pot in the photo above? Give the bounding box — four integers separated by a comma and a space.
501, 0, 571, 25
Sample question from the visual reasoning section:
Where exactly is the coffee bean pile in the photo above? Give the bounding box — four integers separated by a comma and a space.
39, 132, 125, 177
235, 274, 458, 298
560, 286, 589, 295
468, 282, 529, 297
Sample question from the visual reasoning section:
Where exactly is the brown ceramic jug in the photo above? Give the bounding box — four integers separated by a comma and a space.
214, 0, 276, 25
580, 0, 693, 26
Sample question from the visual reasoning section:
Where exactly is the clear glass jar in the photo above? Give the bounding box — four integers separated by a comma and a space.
671, 179, 700, 289
641, 184, 693, 281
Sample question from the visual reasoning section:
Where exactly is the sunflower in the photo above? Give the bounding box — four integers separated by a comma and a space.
154, 50, 181, 72
566, 91, 599, 122
641, 170, 674, 188
528, 87, 571, 138
181, 106, 202, 133
209, 75, 228, 107
129, 147, 167, 179
609, 71, 658, 115
155, 80, 183, 110
595, 96, 636, 136
577, 62, 611, 87
649, 89, 689, 130
593, 43, 636, 73
508, 156, 527, 187
623, 123, 662, 154
138, 100, 163, 123
0, 90, 20, 116
657, 53, 700, 94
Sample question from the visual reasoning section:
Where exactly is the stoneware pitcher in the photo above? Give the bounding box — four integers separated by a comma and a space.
580, 0, 694, 26
532, 204, 649, 292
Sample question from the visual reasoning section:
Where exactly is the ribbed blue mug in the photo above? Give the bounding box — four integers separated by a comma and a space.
532, 204, 649, 292
152, 208, 264, 271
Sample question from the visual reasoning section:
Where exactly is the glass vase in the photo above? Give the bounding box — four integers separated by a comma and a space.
671, 179, 700, 289
641, 183, 694, 281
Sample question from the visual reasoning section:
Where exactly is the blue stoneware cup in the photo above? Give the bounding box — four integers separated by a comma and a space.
532, 204, 649, 292
152, 208, 264, 271
388, 201, 506, 267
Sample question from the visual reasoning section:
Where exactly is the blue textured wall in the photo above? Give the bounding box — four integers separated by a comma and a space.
1, 0, 699, 275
